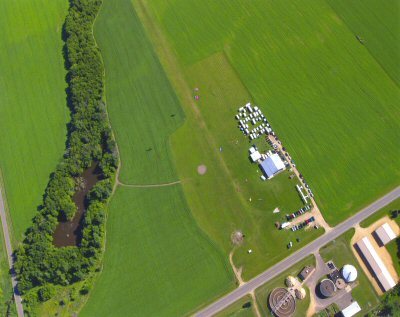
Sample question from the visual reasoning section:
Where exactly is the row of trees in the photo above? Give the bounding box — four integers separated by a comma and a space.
14, 0, 118, 298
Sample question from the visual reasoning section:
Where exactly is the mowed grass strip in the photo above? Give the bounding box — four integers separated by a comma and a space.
148, 0, 400, 225
326, 0, 400, 86
0, 0, 68, 240
80, 186, 234, 317
94, 0, 184, 185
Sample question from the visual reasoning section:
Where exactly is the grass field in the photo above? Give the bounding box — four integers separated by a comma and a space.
0, 0, 68, 240
81, 186, 234, 317
255, 256, 314, 317
326, 0, 400, 86
215, 295, 256, 317
94, 0, 184, 185
83, 0, 235, 315
319, 229, 380, 313
147, 0, 400, 226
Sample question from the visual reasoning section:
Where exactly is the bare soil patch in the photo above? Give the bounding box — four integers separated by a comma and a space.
197, 164, 207, 175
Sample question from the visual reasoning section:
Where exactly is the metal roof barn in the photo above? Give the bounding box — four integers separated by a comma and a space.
374, 223, 396, 246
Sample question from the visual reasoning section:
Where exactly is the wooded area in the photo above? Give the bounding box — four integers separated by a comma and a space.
14, 0, 118, 307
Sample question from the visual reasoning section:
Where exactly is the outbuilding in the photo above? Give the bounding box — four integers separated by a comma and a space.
374, 223, 397, 246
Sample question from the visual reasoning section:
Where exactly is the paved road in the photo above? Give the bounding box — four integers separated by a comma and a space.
195, 186, 400, 317
0, 184, 24, 317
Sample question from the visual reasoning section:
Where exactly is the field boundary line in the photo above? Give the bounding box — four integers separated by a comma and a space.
324, 0, 400, 89
117, 180, 182, 188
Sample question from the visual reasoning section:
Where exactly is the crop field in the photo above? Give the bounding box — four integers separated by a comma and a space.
0, 0, 68, 240
84, 0, 234, 315
93, 0, 184, 185
326, 0, 400, 85
81, 186, 234, 317
147, 0, 400, 226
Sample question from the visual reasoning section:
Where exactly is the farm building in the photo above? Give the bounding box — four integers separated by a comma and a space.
356, 237, 396, 292
374, 223, 396, 246
260, 153, 285, 179
340, 301, 361, 317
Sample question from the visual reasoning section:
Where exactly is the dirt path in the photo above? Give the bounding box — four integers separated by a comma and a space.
229, 250, 261, 317
0, 174, 24, 317
117, 180, 182, 188
268, 135, 332, 232
351, 218, 399, 295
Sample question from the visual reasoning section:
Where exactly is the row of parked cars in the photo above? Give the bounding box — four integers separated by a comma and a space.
286, 205, 311, 220
291, 216, 315, 231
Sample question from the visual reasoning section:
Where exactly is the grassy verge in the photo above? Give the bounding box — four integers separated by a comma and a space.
215, 295, 256, 317
360, 198, 400, 228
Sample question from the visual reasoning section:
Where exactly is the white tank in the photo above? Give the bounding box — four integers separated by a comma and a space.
342, 264, 357, 283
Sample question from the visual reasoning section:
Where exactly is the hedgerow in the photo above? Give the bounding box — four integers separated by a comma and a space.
14, 0, 118, 296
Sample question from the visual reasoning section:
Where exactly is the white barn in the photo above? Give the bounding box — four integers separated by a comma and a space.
260, 154, 285, 179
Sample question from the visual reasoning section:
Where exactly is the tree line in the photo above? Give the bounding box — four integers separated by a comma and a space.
14, 0, 118, 305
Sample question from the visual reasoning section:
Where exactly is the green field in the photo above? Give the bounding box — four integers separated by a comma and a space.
326, 0, 400, 86
147, 0, 400, 225
81, 186, 234, 317
0, 0, 68, 240
82, 0, 235, 315
255, 256, 314, 317
319, 229, 379, 313
386, 238, 400, 277
94, 0, 184, 185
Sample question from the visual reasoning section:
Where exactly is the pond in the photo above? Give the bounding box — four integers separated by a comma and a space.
53, 163, 101, 247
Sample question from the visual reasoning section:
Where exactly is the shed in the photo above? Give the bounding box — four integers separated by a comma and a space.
374, 223, 396, 246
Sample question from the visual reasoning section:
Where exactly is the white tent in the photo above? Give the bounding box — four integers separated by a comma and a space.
250, 151, 262, 162
260, 154, 285, 178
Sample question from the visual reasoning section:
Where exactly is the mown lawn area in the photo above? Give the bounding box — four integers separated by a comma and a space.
255, 256, 315, 317
81, 186, 234, 317
147, 0, 400, 226
319, 229, 380, 314
93, 0, 184, 185
326, 0, 400, 85
215, 295, 256, 317
0, 0, 68, 240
